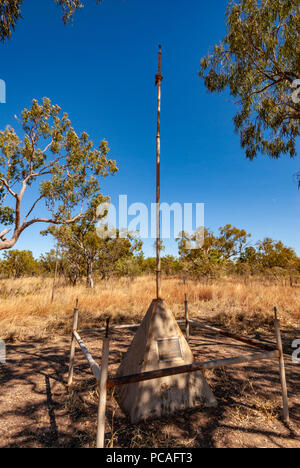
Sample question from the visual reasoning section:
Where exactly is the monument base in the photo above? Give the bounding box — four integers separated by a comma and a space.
115, 299, 217, 423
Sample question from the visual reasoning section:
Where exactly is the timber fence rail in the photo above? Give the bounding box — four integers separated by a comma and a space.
73, 331, 101, 382
189, 319, 276, 352
67, 301, 290, 448
106, 350, 279, 389
188, 307, 289, 423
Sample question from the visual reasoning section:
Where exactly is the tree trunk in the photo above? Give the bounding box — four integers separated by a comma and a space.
68, 271, 78, 286
87, 261, 94, 289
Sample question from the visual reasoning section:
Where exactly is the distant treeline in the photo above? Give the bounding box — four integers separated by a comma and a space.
0, 224, 299, 286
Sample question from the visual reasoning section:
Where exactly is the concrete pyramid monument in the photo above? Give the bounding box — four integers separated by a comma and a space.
115, 299, 217, 423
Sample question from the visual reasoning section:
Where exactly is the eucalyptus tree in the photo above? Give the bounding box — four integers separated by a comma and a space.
2, 249, 39, 278
256, 238, 298, 269
0, 97, 117, 250
44, 218, 101, 288
44, 220, 143, 288
177, 225, 252, 279
216, 224, 251, 260
199, 0, 299, 161
0, 0, 103, 42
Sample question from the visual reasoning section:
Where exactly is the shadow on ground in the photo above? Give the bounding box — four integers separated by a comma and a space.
0, 324, 299, 448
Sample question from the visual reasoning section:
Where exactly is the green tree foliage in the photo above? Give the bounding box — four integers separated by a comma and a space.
0, 98, 117, 251
44, 219, 142, 287
1, 249, 39, 277
0, 231, 298, 283
40, 247, 82, 285
39, 248, 69, 278
0, 0, 103, 42
0, 0, 22, 42
177, 228, 225, 279
217, 224, 251, 259
161, 255, 182, 276
256, 237, 298, 269
177, 225, 299, 282
199, 0, 300, 160
251, 238, 300, 284
96, 231, 142, 282
140, 257, 156, 274
239, 246, 258, 265
137, 255, 182, 277
178, 224, 251, 266
115, 256, 142, 279
56, 0, 102, 24
39, 249, 59, 275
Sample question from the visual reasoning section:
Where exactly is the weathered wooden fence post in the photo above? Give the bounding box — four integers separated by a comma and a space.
185, 294, 190, 343
274, 307, 290, 423
67, 300, 79, 387
96, 319, 110, 449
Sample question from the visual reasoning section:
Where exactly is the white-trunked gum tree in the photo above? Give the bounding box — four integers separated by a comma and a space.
0, 98, 117, 250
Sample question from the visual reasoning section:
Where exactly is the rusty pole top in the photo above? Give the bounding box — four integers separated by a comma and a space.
155, 45, 163, 300
155, 45, 163, 85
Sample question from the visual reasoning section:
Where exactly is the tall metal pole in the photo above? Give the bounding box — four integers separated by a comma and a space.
155, 45, 163, 299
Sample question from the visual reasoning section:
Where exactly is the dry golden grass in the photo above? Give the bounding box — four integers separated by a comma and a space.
0, 275, 298, 341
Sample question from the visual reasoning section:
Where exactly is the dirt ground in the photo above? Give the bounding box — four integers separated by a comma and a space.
0, 324, 299, 448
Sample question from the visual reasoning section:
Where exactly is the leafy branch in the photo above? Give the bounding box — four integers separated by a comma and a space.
0, 97, 117, 250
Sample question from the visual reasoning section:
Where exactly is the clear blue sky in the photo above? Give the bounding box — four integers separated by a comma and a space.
0, 0, 299, 258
